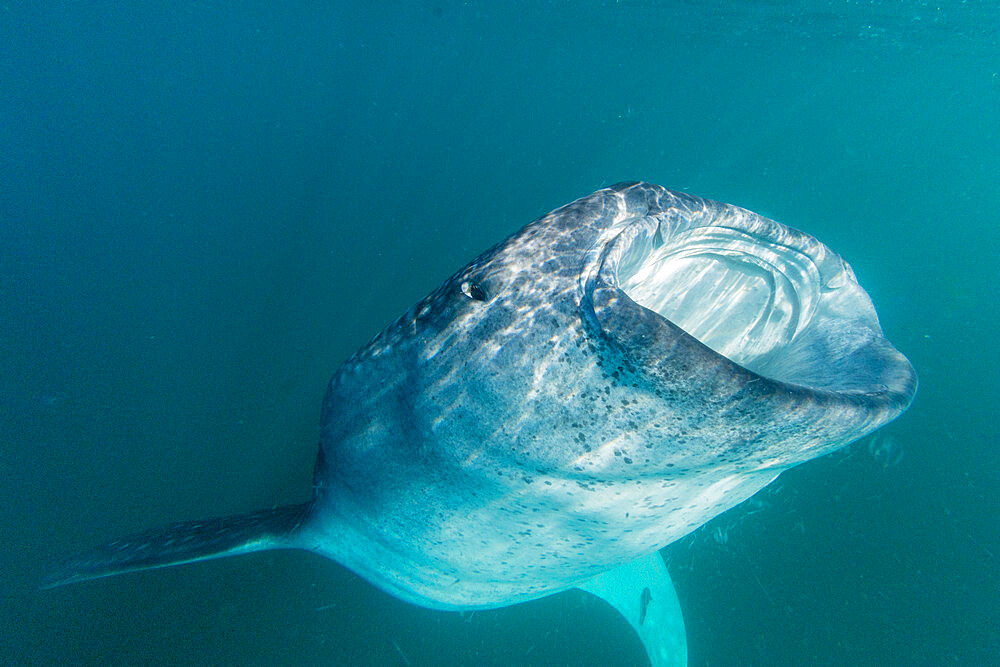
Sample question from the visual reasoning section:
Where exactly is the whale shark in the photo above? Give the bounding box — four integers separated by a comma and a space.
46, 182, 917, 665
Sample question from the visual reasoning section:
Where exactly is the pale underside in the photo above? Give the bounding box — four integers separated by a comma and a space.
307, 186, 913, 615
47, 184, 917, 667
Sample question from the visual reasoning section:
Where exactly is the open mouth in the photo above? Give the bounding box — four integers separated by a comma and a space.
608, 210, 914, 399
619, 224, 822, 377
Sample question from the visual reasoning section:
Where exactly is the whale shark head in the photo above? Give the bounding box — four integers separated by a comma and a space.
309, 182, 916, 609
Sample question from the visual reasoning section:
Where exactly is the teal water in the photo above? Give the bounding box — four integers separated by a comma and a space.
3, 2, 997, 665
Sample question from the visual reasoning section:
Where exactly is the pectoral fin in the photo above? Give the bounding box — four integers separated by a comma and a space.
577, 550, 686, 667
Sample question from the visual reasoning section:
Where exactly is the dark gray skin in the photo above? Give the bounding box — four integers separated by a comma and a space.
47, 181, 916, 624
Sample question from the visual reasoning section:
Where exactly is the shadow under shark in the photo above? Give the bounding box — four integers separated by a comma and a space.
46, 183, 917, 666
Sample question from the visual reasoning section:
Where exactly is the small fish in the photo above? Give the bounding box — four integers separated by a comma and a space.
639, 587, 653, 625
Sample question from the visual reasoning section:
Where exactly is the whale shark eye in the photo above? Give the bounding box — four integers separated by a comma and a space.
460, 280, 488, 301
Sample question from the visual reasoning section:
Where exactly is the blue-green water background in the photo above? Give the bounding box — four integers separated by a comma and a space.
3, 2, 998, 665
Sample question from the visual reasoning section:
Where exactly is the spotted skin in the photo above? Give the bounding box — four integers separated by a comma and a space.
48, 182, 916, 625
303, 182, 916, 609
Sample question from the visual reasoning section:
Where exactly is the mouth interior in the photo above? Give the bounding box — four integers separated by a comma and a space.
618, 225, 825, 381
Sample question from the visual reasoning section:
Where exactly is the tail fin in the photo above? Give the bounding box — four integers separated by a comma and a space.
42, 503, 311, 589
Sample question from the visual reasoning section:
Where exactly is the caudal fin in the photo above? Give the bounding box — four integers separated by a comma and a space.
42, 503, 311, 589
